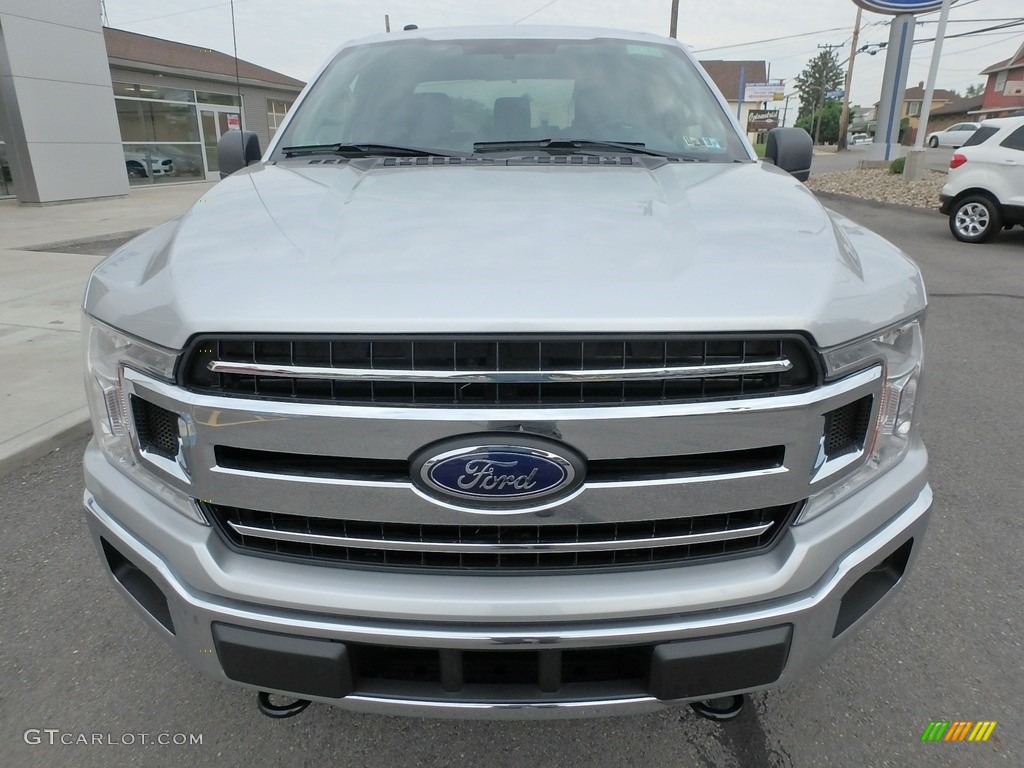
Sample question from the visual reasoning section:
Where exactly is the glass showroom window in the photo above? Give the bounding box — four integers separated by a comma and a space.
267, 99, 293, 137
113, 82, 205, 185
0, 136, 12, 198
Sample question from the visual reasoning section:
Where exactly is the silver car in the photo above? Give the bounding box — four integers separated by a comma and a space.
82, 26, 930, 721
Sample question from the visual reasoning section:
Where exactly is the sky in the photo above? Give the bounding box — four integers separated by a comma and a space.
102, 0, 1024, 115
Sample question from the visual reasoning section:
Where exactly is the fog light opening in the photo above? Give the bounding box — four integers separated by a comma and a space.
833, 538, 913, 638
100, 538, 175, 634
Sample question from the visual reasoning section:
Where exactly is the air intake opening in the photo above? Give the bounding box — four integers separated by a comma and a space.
823, 395, 873, 460
833, 538, 913, 637
130, 396, 179, 459
101, 538, 175, 634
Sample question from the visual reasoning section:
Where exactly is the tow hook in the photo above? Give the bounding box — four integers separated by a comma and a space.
689, 694, 745, 722
257, 691, 311, 719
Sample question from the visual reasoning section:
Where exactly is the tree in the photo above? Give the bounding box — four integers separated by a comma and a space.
794, 50, 843, 143
964, 83, 985, 98
795, 100, 842, 144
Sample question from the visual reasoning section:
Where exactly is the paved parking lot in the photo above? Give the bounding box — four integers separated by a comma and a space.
1, 198, 1021, 768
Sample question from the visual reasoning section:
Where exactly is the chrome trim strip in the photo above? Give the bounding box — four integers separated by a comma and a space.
342, 694, 659, 711
207, 359, 793, 383
210, 466, 408, 488
208, 466, 789, 516
225, 521, 774, 553
130, 365, 881, 423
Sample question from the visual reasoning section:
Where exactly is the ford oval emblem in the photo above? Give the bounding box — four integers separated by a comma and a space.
411, 436, 585, 511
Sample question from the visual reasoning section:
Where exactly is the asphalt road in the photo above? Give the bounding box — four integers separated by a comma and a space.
2, 199, 1022, 768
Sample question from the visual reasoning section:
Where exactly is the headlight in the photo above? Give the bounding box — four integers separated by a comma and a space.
799, 317, 924, 523
83, 315, 204, 523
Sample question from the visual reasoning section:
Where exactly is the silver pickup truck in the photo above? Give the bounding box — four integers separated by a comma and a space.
82, 26, 931, 720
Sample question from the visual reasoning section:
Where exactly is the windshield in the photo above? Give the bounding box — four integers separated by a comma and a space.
275, 36, 749, 161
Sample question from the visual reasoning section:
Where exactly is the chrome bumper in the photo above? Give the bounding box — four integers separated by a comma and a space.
83, 442, 931, 718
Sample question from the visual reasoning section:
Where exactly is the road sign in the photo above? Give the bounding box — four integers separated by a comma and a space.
853, 0, 956, 14
746, 110, 780, 131
744, 83, 785, 102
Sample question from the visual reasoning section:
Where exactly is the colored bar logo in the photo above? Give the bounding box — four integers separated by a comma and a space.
921, 721, 997, 742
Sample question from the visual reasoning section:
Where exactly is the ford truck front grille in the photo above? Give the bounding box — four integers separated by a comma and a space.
181, 335, 819, 407
203, 502, 798, 571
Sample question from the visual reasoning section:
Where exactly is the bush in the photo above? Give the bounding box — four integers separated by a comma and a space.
889, 156, 906, 175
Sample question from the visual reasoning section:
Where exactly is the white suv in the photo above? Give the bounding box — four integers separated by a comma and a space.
940, 116, 1024, 243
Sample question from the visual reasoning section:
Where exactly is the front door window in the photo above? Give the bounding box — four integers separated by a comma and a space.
202, 109, 242, 177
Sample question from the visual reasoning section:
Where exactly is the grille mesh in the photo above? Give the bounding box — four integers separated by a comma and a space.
204, 502, 798, 571
182, 335, 818, 407
823, 396, 873, 459
130, 396, 179, 459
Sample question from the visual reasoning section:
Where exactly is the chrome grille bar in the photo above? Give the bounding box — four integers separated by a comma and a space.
208, 359, 793, 383
226, 521, 774, 552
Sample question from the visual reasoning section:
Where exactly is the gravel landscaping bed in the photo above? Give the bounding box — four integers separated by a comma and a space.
806, 168, 946, 211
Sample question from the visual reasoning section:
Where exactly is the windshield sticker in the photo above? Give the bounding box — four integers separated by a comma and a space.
681, 137, 724, 149
626, 44, 663, 57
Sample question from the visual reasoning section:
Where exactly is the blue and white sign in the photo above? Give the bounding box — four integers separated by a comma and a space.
853, 0, 956, 14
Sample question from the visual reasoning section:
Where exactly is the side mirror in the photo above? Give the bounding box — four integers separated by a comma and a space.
216, 130, 262, 179
764, 127, 812, 182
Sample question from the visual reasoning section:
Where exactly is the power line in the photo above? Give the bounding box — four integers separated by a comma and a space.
914, 17, 1024, 43
513, 0, 561, 25
692, 27, 850, 54
117, 0, 252, 26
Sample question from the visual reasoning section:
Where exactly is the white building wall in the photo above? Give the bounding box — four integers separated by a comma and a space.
0, 0, 127, 202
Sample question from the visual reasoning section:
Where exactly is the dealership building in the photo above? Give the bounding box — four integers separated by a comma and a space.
0, 1, 304, 203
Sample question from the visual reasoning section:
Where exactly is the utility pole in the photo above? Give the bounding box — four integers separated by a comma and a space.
782, 93, 795, 127
670, 0, 679, 38
838, 7, 862, 151
385, 14, 391, 33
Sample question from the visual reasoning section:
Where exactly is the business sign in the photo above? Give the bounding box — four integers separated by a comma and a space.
852, 0, 956, 14
746, 110, 780, 131
744, 83, 785, 102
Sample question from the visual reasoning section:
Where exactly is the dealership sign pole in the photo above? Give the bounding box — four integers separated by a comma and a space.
854, 0, 957, 163
906, 0, 955, 179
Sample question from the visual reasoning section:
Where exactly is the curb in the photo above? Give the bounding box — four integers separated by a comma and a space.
0, 409, 92, 478
17, 229, 149, 253
811, 190, 945, 217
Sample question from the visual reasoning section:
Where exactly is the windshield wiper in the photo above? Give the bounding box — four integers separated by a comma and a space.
281, 143, 468, 158
472, 138, 704, 160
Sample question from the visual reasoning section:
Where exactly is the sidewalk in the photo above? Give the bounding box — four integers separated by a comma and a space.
0, 182, 215, 475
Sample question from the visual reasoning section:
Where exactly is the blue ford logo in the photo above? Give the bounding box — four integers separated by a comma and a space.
412, 437, 585, 510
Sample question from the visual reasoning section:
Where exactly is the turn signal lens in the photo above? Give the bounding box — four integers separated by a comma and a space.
949, 153, 967, 169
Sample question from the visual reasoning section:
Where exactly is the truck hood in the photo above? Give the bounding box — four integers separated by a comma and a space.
85, 159, 926, 350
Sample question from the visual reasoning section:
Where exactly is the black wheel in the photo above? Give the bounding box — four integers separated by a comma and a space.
949, 195, 1001, 243
928, 136, 939, 148
126, 161, 147, 179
